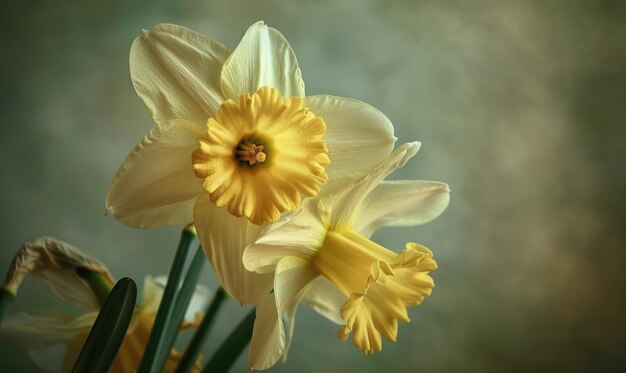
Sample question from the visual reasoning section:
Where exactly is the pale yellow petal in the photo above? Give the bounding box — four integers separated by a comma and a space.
249, 294, 285, 370
0, 311, 95, 346
320, 142, 420, 230
353, 180, 451, 238
140, 275, 163, 313
0, 311, 96, 373
304, 95, 396, 196
193, 193, 273, 305
300, 276, 346, 325
243, 201, 325, 274
273, 257, 318, 360
221, 21, 305, 100
105, 120, 204, 228
130, 23, 230, 125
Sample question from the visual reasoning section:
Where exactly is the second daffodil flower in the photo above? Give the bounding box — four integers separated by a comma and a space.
105, 22, 396, 305
0, 237, 208, 372
243, 142, 450, 368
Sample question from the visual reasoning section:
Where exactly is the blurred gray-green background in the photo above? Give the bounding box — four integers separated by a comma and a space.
1, 0, 625, 372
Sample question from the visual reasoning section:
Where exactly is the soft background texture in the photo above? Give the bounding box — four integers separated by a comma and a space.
1, 0, 625, 372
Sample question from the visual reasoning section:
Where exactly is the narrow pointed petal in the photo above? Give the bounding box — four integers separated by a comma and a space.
194, 193, 273, 305
105, 120, 204, 228
304, 95, 396, 196
221, 21, 305, 100
300, 276, 346, 325
0, 311, 96, 349
1, 311, 97, 372
249, 294, 285, 370
321, 142, 421, 230
243, 202, 325, 274
130, 24, 230, 125
273, 257, 318, 360
353, 180, 450, 237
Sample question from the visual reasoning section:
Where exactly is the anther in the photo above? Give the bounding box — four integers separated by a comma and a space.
236, 140, 266, 165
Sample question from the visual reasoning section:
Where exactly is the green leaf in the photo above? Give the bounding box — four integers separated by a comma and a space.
176, 287, 227, 373
138, 227, 197, 373
157, 245, 205, 370
72, 277, 137, 373
203, 308, 256, 373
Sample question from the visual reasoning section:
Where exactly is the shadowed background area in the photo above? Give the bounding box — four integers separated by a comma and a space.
1, 0, 625, 371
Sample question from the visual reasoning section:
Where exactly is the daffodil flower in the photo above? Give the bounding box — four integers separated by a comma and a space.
243, 142, 450, 368
105, 21, 396, 305
2, 275, 207, 372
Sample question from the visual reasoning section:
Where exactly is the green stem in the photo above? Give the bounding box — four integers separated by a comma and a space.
157, 245, 205, 371
138, 227, 197, 373
202, 308, 256, 373
76, 268, 114, 307
0, 288, 15, 324
176, 287, 227, 373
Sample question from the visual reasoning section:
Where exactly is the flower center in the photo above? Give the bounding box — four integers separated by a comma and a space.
236, 139, 267, 166
192, 87, 330, 225
311, 229, 437, 354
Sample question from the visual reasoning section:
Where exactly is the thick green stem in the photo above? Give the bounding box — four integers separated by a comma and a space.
138, 227, 197, 373
202, 308, 256, 373
176, 287, 227, 373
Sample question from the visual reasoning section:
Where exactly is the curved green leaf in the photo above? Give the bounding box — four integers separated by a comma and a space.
72, 277, 137, 373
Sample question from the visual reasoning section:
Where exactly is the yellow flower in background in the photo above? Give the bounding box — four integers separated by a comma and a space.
105, 21, 396, 305
0, 237, 208, 372
59, 276, 206, 373
3, 274, 207, 373
243, 142, 450, 368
